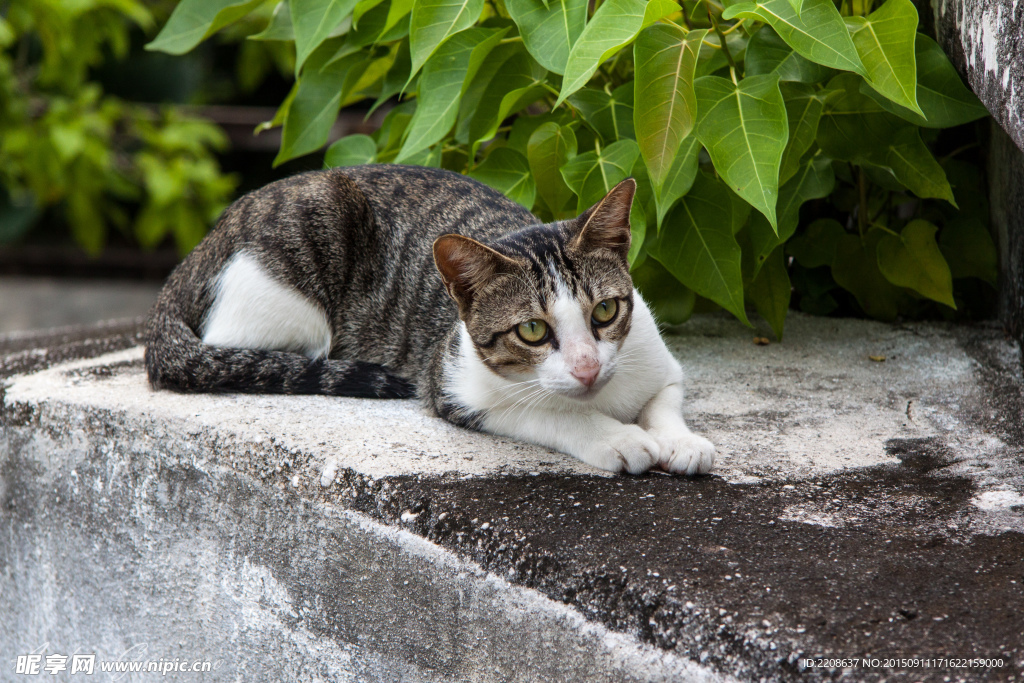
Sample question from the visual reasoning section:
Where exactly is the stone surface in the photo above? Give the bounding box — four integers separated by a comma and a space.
929, 0, 1024, 153
3, 315, 1024, 681
0, 277, 160, 334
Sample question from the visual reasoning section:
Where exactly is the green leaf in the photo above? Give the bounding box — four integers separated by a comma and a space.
862, 34, 989, 128
654, 134, 700, 226
815, 72, 907, 161
468, 148, 537, 208
647, 172, 750, 325
939, 216, 997, 285
250, 1, 294, 41
527, 122, 578, 216
506, 0, 588, 74
383, 0, 415, 36
397, 27, 506, 161
556, 0, 679, 106
291, 0, 359, 75
877, 219, 956, 308
779, 82, 824, 184
147, 0, 264, 55
747, 246, 791, 339
324, 133, 377, 166
786, 217, 845, 268
845, 0, 922, 115
722, 0, 864, 75
634, 25, 706, 189
408, 0, 485, 84
455, 42, 521, 144
745, 25, 834, 84
630, 256, 696, 325
370, 40, 412, 114
695, 74, 789, 230
748, 153, 834, 274
560, 140, 641, 213
568, 82, 635, 143
874, 127, 955, 204
508, 111, 574, 155
831, 230, 901, 321
275, 50, 362, 165
353, 0, 386, 27
467, 51, 548, 154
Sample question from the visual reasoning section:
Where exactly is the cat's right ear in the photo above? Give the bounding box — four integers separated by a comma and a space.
433, 235, 516, 315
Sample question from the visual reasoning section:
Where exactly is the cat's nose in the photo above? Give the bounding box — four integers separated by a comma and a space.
571, 362, 600, 388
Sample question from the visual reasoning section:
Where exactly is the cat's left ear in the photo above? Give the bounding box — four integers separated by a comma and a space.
570, 178, 636, 257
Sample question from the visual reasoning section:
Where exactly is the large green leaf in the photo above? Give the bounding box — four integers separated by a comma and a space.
528, 122, 577, 216
290, 0, 359, 75
568, 82, 635, 143
630, 256, 696, 325
369, 40, 412, 114
845, 0, 922, 115
832, 230, 902, 320
455, 43, 522, 144
722, 0, 864, 75
147, 0, 264, 54
507, 111, 574, 155
556, 0, 679, 106
634, 25, 706, 189
468, 148, 537, 208
747, 246, 791, 339
748, 153, 834, 275
397, 27, 506, 161
408, 0, 485, 83
939, 216, 997, 285
816, 73, 907, 160
560, 139, 640, 213
647, 172, 750, 325
877, 219, 956, 307
466, 51, 548, 154
275, 49, 362, 164
779, 83, 824, 184
874, 128, 955, 204
695, 73, 789, 230
324, 133, 377, 166
654, 134, 700, 226
745, 25, 833, 84
862, 34, 989, 128
786, 217, 845, 267
250, 1, 295, 41
506, 0, 588, 74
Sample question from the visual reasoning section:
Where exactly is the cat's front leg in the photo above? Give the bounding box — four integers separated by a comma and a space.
482, 408, 660, 474
638, 382, 715, 475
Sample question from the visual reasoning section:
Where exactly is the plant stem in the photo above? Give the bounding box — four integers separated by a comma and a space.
707, 4, 737, 71
857, 166, 868, 241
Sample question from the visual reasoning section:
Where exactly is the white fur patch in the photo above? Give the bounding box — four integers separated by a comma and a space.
202, 252, 332, 358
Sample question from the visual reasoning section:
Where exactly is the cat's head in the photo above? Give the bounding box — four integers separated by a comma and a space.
433, 179, 636, 399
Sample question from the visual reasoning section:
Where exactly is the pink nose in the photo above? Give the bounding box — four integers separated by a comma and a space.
572, 363, 600, 388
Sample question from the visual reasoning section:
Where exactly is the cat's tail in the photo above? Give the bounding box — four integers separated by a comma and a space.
143, 300, 415, 399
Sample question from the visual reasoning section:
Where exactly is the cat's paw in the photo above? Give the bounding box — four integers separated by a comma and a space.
652, 430, 716, 475
580, 425, 660, 474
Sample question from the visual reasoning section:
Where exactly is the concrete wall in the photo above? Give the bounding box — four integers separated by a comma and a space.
926, 0, 1024, 345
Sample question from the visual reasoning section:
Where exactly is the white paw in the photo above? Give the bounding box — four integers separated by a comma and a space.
652, 430, 716, 475
580, 425, 660, 474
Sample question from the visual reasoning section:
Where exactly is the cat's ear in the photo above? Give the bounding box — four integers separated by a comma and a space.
571, 178, 635, 257
433, 235, 517, 314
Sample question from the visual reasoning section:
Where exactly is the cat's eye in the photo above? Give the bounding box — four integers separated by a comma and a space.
516, 319, 548, 344
592, 299, 618, 325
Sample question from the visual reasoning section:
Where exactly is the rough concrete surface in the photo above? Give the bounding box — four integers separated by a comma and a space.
0, 277, 161, 334
2, 313, 1023, 681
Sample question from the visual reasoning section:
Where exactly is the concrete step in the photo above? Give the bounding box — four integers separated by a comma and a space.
2, 313, 1023, 681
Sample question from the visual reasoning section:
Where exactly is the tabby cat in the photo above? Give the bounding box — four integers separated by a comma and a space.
145, 165, 715, 475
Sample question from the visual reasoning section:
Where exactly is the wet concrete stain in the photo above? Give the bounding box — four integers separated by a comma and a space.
333, 459, 1024, 681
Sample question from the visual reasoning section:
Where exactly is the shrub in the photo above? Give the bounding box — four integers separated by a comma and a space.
148, 0, 997, 334
0, 0, 237, 255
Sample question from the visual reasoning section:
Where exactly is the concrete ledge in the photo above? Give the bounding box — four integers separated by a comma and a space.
3, 314, 1024, 681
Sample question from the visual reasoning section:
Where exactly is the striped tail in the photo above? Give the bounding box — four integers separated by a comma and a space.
144, 301, 415, 399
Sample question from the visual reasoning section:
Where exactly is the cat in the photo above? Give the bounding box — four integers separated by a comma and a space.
144, 164, 715, 475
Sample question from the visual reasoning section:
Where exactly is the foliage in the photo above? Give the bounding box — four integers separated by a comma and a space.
0, 0, 237, 254
150, 0, 997, 335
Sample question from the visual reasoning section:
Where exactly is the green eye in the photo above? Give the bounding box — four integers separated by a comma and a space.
516, 319, 548, 344
592, 299, 618, 325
